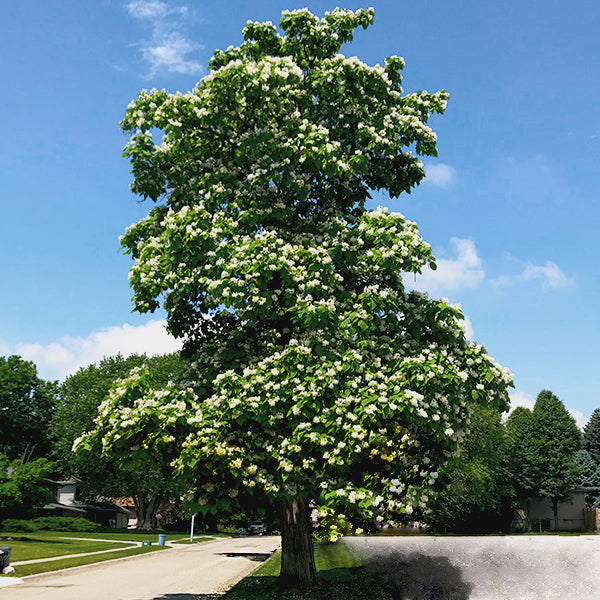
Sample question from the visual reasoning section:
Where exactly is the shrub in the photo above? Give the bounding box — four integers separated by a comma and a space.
32, 517, 102, 531
1, 516, 101, 532
1, 519, 36, 532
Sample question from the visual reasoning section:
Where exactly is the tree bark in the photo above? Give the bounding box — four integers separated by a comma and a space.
135, 493, 160, 530
552, 498, 559, 531
279, 497, 317, 589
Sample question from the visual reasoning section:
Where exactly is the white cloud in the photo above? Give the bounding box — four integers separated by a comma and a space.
142, 33, 202, 75
507, 390, 536, 413
493, 260, 571, 291
411, 238, 484, 295
458, 316, 474, 340
127, 0, 203, 76
521, 261, 571, 289
128, 0, 172, 20
569, 409, 588, 430
13, 320, 182, 381
410, 234, 570, 297
424, 163, 456, 188
128, 0, 185, 20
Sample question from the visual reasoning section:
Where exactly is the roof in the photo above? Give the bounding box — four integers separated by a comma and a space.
45, 476, 80, 486
42, 502, 87, 513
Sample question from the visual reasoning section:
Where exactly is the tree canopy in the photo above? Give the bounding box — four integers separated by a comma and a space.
0, 355, 58, 462
79, 8, 513, 587
583, 408, 600, 463
0, 453, 55, 524
507, 391, 581, 529
53, 353, 186, 529
506, 406, 539, 500
429, 405, 514, 533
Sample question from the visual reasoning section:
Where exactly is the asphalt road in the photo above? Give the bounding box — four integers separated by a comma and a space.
0, 536, 280, 600
344, 534, 600, 600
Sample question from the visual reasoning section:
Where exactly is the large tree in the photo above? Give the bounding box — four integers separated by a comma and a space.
532, 390, 581, 530
0, 454, 55, 524
507, 391, 581, 530
81, 8, 512, 587
0, 355, 58, 462
52, 353, 186, 529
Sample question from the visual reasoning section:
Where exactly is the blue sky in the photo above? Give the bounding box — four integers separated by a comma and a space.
1, 1, 598, 426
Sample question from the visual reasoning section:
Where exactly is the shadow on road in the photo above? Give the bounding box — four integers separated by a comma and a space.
149, 595, 222, 600
363, 552, 473, 600
214, 552, 272, 561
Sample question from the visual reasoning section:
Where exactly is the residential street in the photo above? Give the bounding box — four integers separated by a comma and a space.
4, 534, 600, 599
0, 536, 280, 600
345, 534, 600, 600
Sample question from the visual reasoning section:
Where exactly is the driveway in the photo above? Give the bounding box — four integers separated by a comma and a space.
344, 535, 600, 600
0, 536, 280, 600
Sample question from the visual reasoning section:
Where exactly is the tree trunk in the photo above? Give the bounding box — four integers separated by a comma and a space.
204, 512, 219, 533
279, 497, 317, 589
552, 498, 559, 531
135, 493, 160, 530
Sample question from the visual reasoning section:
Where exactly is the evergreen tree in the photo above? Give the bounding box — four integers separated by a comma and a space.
575, 449, 600, 508
583, 408, 600, 464
506, 393, 581, 530
505, 406, 538, 499
531, 390, 581, 529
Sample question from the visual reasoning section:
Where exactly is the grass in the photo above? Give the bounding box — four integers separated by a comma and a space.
0, 529, 188, 578
12, 545, 167, 576
223, 542, 386, 600
1, 530, 188, 542
1, 536, 132, 561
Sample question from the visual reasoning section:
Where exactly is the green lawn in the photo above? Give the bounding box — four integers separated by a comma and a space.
1, 536, 132, 561
13, 545, 168, 577
223, 542, 386, 600
0, 529, 217, 578
0, 531, 177, 578
4, 530, 188, 542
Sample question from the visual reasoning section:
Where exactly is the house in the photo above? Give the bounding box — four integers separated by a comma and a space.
42, 477, 132, 528
514, 489, 587, 531
111, 497, 137, 528
111, 497, 181, 530
43, 477, 88, 518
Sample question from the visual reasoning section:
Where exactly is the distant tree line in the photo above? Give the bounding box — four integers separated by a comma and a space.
2, 352, 599, 533
428, 390, 600, 533
0, 353, 189, 530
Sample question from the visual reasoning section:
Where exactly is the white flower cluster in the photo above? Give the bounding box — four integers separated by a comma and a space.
115, 7, 511, 525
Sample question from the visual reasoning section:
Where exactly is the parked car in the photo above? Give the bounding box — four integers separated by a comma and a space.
248, 521, 265, 535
